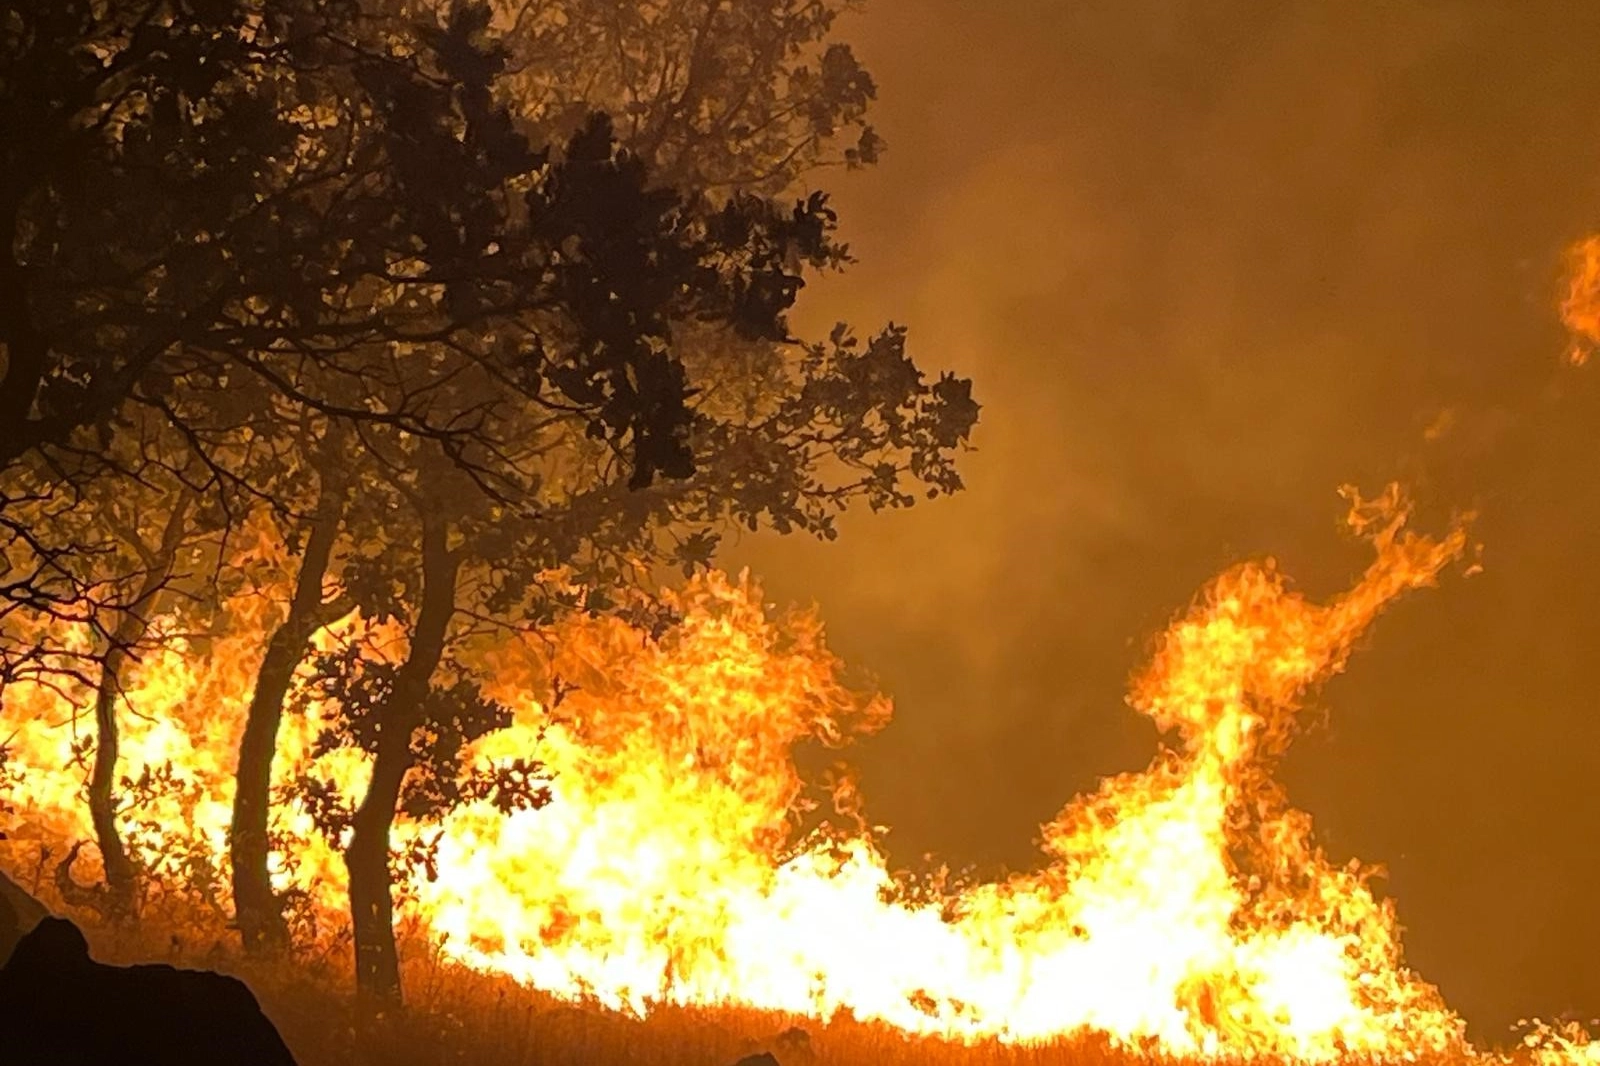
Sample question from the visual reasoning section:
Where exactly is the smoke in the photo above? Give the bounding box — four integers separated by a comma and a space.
731, 0, 1600, 1039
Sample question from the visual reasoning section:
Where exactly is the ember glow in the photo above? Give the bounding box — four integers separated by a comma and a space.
0, 483, 1569, 1060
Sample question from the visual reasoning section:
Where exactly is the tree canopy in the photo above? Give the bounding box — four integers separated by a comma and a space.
0, 0, 979, 1011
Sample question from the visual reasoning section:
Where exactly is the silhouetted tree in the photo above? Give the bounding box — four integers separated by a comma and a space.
228, 426, 355, 952
308, 109, 974, 1004
2, 407, 228, 920
0, 0, 597, 677
217, 0, 926, 967
0, 0, 979, 1013
232, 7, 970, 1007
0, 0, 506, 469
484, 0, 884, 191
0, 0, 881, 480
80, 487, 195, 919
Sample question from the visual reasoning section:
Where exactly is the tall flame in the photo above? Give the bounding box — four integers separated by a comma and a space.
0, 484, 1511, 1060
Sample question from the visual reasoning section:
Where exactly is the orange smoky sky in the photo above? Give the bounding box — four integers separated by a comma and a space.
729, 0, 1600, 1041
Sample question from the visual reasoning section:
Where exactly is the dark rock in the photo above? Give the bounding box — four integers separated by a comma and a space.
0, 868, 48, 966
0, 916, 297, 1065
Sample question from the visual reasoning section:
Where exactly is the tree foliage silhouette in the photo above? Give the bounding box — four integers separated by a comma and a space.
0, 0, 979, 1012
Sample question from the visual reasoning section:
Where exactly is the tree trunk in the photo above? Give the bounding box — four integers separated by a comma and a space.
231, 478, 347, 954
346, 511, 458, 1011
87, 641, 138, 917
87, 493, 192, 920
346, 724, 415, 1012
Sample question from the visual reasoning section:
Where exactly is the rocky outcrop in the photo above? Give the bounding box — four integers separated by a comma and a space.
0, 916, 298, 1065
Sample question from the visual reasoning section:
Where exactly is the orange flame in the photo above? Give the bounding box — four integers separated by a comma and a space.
1560, 235, 1600, 366
0, 484, 1561, 1061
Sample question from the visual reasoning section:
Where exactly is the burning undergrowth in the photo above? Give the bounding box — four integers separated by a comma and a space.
0, 484, 1585, 1063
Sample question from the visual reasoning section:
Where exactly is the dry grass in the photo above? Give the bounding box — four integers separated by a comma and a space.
55, 912, 1493, 1066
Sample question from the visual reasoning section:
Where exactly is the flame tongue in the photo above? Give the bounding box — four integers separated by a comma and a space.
0, 487, 1487, 1059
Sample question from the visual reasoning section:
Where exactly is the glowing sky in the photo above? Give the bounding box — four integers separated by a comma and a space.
732, 0, 1600, 1039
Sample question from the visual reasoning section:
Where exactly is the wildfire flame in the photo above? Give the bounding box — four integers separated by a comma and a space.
1560, 235, 1600, 366
0, 483, 1566, 1061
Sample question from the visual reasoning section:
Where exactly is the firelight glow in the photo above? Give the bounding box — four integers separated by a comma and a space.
1, 484, 1591, 1062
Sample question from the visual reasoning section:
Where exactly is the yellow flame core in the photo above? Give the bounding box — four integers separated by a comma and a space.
0, 486, 1510, 1059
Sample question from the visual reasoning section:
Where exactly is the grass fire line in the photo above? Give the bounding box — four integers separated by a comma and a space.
1, 485, 1595, 1064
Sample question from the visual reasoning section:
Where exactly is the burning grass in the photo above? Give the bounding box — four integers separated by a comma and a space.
7, 484, 1594, 1064
0, 902, 1483, 1066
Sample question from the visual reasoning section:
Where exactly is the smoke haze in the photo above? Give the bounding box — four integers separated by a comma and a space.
731, 0, 1600, 1039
